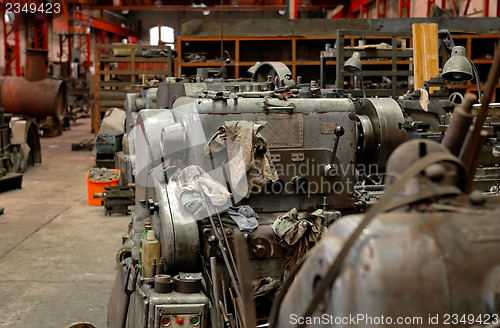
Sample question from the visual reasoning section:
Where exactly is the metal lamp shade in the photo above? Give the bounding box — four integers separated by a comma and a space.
345, 52, 362, 74
442, 46, 473, 81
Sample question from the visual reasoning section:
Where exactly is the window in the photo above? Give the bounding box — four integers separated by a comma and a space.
150, 26, 174, 49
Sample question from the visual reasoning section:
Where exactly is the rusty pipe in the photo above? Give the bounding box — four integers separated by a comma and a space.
25, 49, 49, 82
1, 77, 65, 121
442, 93, 475, 156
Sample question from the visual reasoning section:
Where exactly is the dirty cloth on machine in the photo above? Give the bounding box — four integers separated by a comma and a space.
272, 208, 327, 268
253, 277, 280, 299
98, 107, 126, 134
175, 165, 231, 219
227, 205, 260, 232
419, 88, 430, 112
204, 121, 278, 198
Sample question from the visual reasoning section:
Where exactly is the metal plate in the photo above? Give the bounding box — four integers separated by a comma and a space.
256, 115, 303, 148
291, 152, 305, 162
270, 154, 282, 163
321, 123, 337, 134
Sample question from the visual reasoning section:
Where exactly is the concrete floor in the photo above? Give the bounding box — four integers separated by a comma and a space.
0, 118, 130, 328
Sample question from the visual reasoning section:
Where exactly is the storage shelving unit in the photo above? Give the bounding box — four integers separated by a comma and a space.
92, 44, 173, 132
176, 33, 500, 102
176, 34, 412, 91
331, 30, 413, 99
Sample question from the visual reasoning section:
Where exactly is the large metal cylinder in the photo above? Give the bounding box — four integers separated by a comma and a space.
355, 98, 406, 171
0, 77, 65, 121
25, 49, 49, 82
442, 93, 475, 156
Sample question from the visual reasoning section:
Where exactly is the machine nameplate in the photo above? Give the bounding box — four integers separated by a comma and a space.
256, 115, 304, 148
321, 123, 338, 134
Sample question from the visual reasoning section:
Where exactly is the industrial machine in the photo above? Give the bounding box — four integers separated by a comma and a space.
270, 45, 500, 328
0, 49, 65, 137
273, 139, 500, 328
109, 63, 368, 327
0, 109, 41, 192
108, 60, 500, 328
0, 51, 45, 192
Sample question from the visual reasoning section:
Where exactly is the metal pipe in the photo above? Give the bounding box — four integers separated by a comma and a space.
210, 257, 222, 328
25, 49, 48, 82
469, 58, 482, 103
354, 184, 385, 191
151, 258, 157, 279
442, 93, 475, 156
198, 187, 244, 311
472, 103, 500, 108
0, 77, 65, 121
158, 257, 164, 274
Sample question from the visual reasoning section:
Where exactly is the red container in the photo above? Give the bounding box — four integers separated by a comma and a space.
85, 169, 120, 206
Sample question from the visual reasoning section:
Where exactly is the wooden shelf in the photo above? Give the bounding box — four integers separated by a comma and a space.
293, 60, 411, 65
472, 59, 494, 64
99, 57, 172, 63
177, 33, 413, 85
181, 62, 236, 66
238, 61, 294, 66
176, 33, 500, 102
91, 44, 173, 133
449, 84, 500, 91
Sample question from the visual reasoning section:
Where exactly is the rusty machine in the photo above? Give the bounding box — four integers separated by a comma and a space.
0, 49, 68, 193
108, 58, 500, 328
0, 50, 58, 191
0, 49, 66, 136
270, 45, 500, 328
0, 108, 40, 192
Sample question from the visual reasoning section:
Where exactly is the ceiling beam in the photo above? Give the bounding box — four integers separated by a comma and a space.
74, 12, 140, 37
86, 4, 330, 11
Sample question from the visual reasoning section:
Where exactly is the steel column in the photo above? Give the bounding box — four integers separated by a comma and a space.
2, 9, 21, 76
360, 4, 370, 18
463, 0, 472, 15
78, 34, 91, 73
58, 35, 74, 63
68, 37, 73, 64
33, 15, 49, 50
74, 12, 139, 38
398, 0, 411, 17
377, 0, 387, 18
100, 30, 106, 54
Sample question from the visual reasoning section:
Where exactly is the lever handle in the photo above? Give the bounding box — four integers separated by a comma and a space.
330, 126, 345, 165
215, 58, 231, 78
243, 233, 266, 258
324, 126, 344, 179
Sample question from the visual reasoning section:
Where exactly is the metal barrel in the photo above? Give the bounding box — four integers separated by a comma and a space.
0, 77, 65, 121
442, 93, 475, 157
